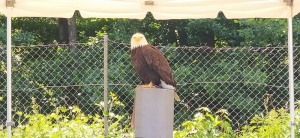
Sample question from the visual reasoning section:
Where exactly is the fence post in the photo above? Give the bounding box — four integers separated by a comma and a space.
287, 6, 295, 138
134, 87, 174, 138
103, 33, 108, 135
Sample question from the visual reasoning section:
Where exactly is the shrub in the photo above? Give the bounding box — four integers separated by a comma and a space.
174, 107, 236, 138
0, 97, 133, 138
0, 102, 299, 137
0, 26, 38, 45
240, 108, 290, 138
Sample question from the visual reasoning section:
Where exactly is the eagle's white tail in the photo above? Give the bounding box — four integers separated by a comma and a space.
174, 92, 180, 101
160, 80, 181, 101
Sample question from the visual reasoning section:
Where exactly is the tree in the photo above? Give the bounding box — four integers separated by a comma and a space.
58, 11, 78, 50
68, 13, 77, 51
58, 18, 69, 44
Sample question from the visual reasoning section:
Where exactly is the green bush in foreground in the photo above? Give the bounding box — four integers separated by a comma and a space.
175, 107, 300, 138
1, 102, 299, 138
174, 107, 235, 138
0, 98, 134, 138
240, 108, 290, 138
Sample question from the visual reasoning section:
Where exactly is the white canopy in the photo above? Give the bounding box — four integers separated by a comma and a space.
0, 0, 299, 19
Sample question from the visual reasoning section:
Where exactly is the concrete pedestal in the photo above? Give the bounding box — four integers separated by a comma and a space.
134, 87, 174, 138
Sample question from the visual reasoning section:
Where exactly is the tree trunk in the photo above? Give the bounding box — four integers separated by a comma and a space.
58, 18, 69, 44
201, 32, 215, 47
68, 13, 77, 51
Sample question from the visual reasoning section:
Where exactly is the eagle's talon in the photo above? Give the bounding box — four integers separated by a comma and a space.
141, 82, 156, 88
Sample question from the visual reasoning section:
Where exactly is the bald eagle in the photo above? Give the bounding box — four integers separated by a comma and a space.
130, 33, 180, 101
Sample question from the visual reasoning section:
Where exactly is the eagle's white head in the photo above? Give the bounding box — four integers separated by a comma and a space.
130, 33, 149, 49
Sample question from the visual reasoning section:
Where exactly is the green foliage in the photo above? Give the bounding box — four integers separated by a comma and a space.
0, 33, 291, 129
174, 107, 236, 138
240, 101, 300, 138
0, 26, 37, 45
10, 17, 58, 44
0, 42, 133, 123
1, 103, 298, 138
164, 46, 279, 127
185, 17, 241, 46
240, 104, 300, 138
1, 13, 300, 47
241, 108, 290, 138
76, 18, 115, 43
238, 19, 288, 46
0, 98, 133, 138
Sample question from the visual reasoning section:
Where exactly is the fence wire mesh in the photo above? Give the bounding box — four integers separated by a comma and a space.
0, 38, 298, 133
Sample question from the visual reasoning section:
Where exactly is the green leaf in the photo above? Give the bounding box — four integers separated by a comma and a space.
103, 110, 109, 116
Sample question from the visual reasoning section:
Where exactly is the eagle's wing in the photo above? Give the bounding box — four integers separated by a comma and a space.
141, 45, 176, 87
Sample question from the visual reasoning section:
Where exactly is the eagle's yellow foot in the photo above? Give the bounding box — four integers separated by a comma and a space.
141, 82, 156, 88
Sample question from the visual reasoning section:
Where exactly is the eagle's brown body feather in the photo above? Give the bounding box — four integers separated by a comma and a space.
131, 45, 176, 88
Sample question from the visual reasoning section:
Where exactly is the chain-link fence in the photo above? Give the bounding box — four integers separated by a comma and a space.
0, 37, 298, 133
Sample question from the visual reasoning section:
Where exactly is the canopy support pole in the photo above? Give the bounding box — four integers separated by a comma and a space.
287, 5, 295, 138
6, 7, 14, 138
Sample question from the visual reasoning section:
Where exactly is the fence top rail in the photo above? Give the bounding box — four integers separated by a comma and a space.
1, 44, 299, 49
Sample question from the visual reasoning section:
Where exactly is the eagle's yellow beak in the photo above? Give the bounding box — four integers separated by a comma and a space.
134, 37, 141, 42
